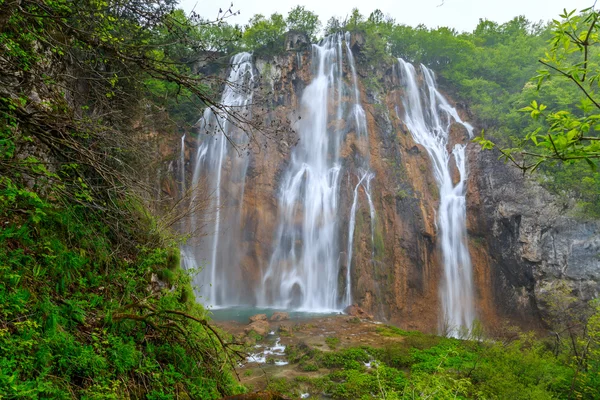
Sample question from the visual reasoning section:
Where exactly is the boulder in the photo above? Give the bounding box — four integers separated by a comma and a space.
343, 304, 374, 320
278, 324, 293, 334
270, 312, 289, 322
244, 320, 270, 336
249, 313, 268, 323
221, 391, 291, 399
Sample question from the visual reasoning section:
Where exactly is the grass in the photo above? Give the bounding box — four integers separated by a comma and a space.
259, 326, 597, 400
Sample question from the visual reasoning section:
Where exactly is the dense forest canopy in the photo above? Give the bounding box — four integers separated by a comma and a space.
1, 0, 599, 398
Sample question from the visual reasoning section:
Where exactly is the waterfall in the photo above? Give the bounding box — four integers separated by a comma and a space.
257, 34, 373, 311
179, 134, 186, 195
364, 173, 376, 255
344, 170, 374, 305
185, 52, 254, 307
344, 32, 368, 139
397, 58, 475, 336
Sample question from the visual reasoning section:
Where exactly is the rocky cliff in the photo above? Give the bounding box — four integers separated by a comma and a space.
467, 146, 600, 328
164, 40, 600, 333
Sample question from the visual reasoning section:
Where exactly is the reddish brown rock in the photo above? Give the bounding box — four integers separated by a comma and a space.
249, 314, 268, 323
270, 312, 289, 322
343, 304, 374, 320
244, 320, 270, 336
220, 391, 290, 400
160, 47, 519, 334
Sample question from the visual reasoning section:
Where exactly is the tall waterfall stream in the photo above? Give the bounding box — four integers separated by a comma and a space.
397, 59, 475, 335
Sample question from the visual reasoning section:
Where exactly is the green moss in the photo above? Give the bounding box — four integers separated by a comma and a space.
373, 221, 385, 258
166, 247, 180, 271
156, 268, 176, 285
299, 362, 319, 371
325, 336, 341, 350
247, 331, 263, 342
396, 187, 410, 200
376, 325, 418, 337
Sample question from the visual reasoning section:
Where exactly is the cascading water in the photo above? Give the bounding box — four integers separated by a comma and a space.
344, 170, 374, 306
179, 134, 186, 195
183, 52, 254, 307
397, 58, 475, 336
257, 34, 374, 311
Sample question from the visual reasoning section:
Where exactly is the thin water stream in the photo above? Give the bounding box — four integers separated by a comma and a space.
397, 59, 475, 336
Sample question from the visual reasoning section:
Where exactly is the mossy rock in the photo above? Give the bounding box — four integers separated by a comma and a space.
166, 247, 180, 271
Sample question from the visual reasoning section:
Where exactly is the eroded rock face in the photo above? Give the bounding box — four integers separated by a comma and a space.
343, 304, 374, 320
468, 146, 600, 325
168, 38, 599, 333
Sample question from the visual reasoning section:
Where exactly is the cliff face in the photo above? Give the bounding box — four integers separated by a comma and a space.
170, 44, 600, 332
467, 146, 600, 327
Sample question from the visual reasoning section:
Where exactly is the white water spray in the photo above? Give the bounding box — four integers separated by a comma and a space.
257, 34, 374, 311
185, 52, 255, 306
179, 134, 186, 194
397, 58, 475, 336
344, 170, 375, 305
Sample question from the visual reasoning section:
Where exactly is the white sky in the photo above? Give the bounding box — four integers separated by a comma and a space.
178, 0, 593, 33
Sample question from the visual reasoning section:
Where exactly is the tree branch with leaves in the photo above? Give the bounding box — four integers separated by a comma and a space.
475, 6, 600, 172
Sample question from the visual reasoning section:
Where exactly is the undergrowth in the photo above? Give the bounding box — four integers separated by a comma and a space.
0, 177, 245, 398
268, 326, 599, 399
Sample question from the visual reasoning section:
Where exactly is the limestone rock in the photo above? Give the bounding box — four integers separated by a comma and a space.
249, 314, 268, 323
245, 320, 270, 337
468, 144, 600, 323
343, 304, 373, 320
278, 324, 292, 334
270, 312, 289, 322
284, 31, 309, 51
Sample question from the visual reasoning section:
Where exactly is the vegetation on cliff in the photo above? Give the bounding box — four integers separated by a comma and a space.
0, 0, 245, 397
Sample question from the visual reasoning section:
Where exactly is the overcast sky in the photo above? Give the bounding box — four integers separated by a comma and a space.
178, 0, 593, 33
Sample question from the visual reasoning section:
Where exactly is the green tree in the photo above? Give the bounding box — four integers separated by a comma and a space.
325, 16, 343, 35
287, 5, 321, 42
476, 8, 600, 172
242, 13, 287, 55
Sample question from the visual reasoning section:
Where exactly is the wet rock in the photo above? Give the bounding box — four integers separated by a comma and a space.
278, 324, 293, 335
245, 320, 270, 337
408, 145, 420, 155
249, 314, 268, 323
343, 304, 374, 320
284, 31, 310, 51
220, 391, 291, 400
468, 145, 600, 323
270, 312, 289, 322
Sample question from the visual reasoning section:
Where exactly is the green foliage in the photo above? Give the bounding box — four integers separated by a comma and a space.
0, 186, 244, 397
0, 0, 246, 397
242, 13, 287, 55
325, 336, 341, 349
466, 8, 600, 215
376, 325, 419, 337
286, 6, 321, 42
266, 324, 600, 400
